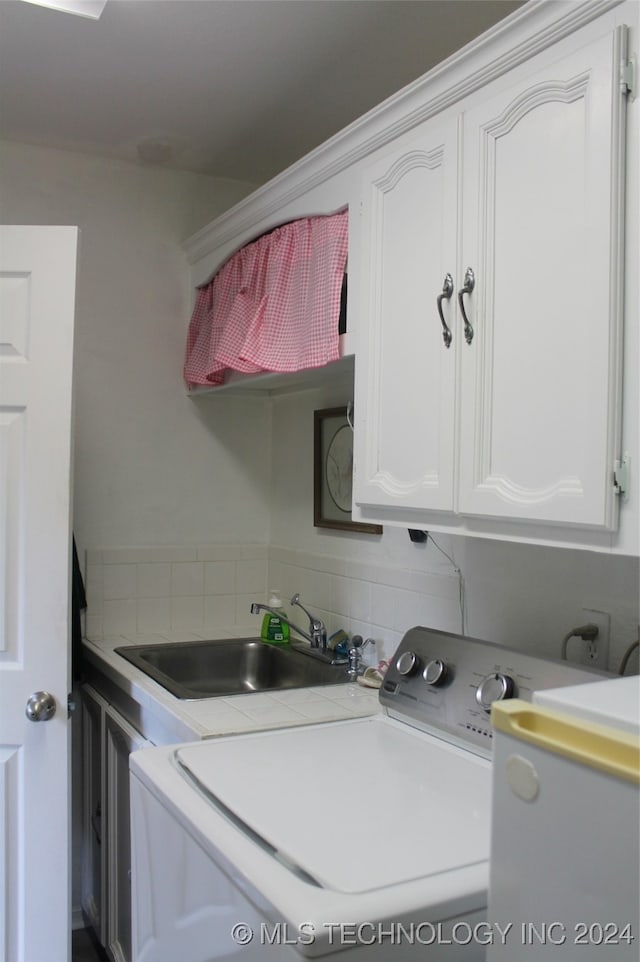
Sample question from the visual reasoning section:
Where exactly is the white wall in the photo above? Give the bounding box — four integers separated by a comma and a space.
0, 140, 272, 563
0, 138, 272, 921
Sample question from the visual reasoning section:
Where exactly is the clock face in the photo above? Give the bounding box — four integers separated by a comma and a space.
325, 424, 353, 513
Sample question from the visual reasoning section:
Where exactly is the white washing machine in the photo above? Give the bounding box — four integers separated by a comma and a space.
130, 627, 607, 962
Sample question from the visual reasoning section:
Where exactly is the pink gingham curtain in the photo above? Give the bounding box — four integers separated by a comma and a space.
184, 210, 348, 388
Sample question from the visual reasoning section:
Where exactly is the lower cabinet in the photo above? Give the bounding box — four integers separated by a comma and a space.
105, 706, 151, 962
80, 685, 107, 944
81, 684, 151, 962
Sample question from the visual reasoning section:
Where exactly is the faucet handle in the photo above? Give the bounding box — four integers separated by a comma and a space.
290, 593, 327, 649
290, 593, 320, 627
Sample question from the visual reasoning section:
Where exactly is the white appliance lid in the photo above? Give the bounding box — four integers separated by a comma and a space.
175, 716, 491, 894
534, 675, 640, 734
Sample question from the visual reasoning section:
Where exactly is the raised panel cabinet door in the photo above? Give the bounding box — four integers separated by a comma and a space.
81, 685, 109, 947
353, 117, 458, 514
105, 707, 150, 962
457, 27, 628, 528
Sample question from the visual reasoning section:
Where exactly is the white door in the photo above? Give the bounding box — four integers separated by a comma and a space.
0, 226, 78, 962
353, 117, 458, 513
457, 28, 627, 528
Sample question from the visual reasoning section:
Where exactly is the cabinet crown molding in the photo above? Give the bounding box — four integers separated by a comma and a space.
183, 0, 623, 268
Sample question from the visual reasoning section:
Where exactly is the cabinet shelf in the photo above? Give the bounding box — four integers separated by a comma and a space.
186, 352, 354, 399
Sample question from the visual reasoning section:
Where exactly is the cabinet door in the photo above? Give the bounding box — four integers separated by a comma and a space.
105, 707, 150, 962
80, 685, 108, 947
457, 28, 627, 528
353, 116, 458, 513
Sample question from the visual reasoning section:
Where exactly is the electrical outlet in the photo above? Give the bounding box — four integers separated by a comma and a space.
571, 609, 610, 669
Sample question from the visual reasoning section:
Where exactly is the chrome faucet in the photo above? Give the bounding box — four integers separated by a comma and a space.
249, 593, 327, 650
290, 593, 327, 650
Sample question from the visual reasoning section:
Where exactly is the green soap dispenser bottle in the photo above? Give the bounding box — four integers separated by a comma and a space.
260, 589, 290, 645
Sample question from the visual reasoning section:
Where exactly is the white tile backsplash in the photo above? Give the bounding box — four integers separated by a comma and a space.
82, 541, 639, 677
137, 597, 171, 634
84, 565, 104, 614
102, 598, 138, 635
144, 546, 199, 563
236, 592, 262, 626
137, 562, 171, 598
171, 562, 204, 596
369, 583, 397, 630
103, 563, 137, 600
236, 558, 268, 593
85, 544, 268, 639
171, 595, 204, 633
204, 561, 236, 595
197, 544, 243, 562
204, 594, 237, 631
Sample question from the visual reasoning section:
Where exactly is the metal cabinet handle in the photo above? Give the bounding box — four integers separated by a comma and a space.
436, 273, 454, 348
91, 804, 102, 845
458, 267, 475, 344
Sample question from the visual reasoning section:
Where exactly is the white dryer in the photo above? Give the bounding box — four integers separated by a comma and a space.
130, 627, 607, 961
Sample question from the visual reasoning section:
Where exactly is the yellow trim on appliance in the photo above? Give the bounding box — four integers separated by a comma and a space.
492, 700, 640, 785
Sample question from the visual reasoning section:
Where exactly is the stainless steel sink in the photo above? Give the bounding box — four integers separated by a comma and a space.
115, 637, 350, 699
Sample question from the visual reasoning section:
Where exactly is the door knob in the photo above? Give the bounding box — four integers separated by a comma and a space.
25, 691, 57, 722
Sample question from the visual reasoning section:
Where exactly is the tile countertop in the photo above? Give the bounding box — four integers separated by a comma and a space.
81, 628, 381, 744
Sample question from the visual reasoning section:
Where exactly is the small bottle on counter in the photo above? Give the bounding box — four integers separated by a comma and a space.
260, 589, 290, 645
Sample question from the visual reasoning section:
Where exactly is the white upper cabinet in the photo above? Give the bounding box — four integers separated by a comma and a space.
185, 1, 637, 551
353, 22, 630, 538
457, 28, 627, 529
354, 117, 458, 513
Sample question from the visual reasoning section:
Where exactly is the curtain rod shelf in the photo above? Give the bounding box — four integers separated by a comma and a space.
186, 353, 354, 399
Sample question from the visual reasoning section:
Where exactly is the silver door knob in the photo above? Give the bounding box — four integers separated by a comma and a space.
25, 691, 57, 722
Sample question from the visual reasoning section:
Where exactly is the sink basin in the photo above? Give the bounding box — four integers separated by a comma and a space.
115, 637, 350, 699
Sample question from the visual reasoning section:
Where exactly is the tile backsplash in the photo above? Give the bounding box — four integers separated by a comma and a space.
85, 544, 269, 640
83, 541, 460, 666
83, 540, 639, 675
267, 545, 461, 664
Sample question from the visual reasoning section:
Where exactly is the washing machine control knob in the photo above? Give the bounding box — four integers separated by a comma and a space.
396, 651, 419, 676
475, 672, 516, 711
422, 658, 448, 687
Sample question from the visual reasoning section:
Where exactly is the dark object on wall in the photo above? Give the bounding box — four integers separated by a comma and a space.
338, 273, 347, 335
408, 529, 428, 543
314, 406, 382, 535
72, 537, 87, 682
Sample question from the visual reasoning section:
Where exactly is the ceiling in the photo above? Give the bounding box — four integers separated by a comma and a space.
0, 0, 524, 185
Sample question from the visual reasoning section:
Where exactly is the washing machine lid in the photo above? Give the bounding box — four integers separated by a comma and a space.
175, 715, 491, 894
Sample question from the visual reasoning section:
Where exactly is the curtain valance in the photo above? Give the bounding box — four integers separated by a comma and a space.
184, 210, 348, 387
